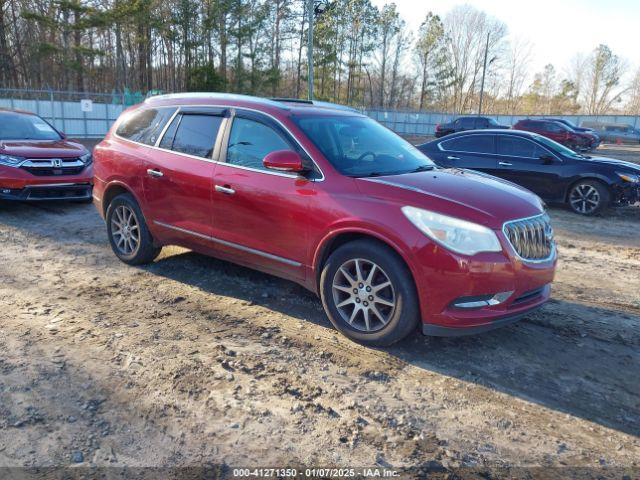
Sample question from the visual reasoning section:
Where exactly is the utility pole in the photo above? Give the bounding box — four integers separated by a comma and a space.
478, 32, 490, 115
307, 0, 314, 101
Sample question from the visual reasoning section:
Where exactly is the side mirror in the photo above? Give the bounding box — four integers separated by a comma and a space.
540, 154, 554, 165
263, 150, 305, 173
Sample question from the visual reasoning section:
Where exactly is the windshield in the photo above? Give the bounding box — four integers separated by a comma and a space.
488, 118, 501, 126
0, 112, 62, 140
532, 134, 584, 158
292, 115, 435, 177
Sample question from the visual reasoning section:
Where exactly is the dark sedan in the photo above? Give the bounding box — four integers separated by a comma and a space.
434, 116, 509, 138
418, 129, 640, 215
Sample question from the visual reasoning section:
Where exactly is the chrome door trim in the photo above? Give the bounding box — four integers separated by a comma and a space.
153, 221, 303, 267
146, 169, 164, 177
214, 185, 235, 194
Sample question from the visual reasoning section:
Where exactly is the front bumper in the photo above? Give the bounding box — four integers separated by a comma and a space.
0, 183, 93, 201
423, 303, 544, 336
411, 232, 556, 336
1, 163, 93, 201
614, 183, 640, 205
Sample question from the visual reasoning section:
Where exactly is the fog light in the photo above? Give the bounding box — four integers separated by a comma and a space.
452, 291, 514, 309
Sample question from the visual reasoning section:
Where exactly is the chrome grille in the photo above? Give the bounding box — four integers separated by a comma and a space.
20, 158, 86, 177
503, 213, 554, 261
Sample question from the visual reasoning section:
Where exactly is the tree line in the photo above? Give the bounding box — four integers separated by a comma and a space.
1, 0, 638, 115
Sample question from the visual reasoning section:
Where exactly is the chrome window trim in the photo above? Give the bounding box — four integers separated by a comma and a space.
502, 212, 556, 264
114, 104, 325, 181
495, 134, 560, 162
153, 220, 302, 267
438, 133, 495, 155
437, 132, 561, 162
153, 108, 181, 148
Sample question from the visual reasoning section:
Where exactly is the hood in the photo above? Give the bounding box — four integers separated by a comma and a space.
576, 131, 595, 139
0, 139, 88, 159
356, 168, 544, 229
579, 156, 640, 172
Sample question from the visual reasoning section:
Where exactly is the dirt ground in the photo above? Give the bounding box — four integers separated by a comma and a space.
0, 146, 639, 479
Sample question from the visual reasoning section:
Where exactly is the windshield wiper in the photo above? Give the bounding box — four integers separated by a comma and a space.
348, 172, 385, 178
408, 165, 435, 173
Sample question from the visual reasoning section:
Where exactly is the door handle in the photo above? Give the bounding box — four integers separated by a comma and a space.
498, 161, 513, 166
215, 185, 235, 195
147, 168, 164, 178
447, 155, 460, 160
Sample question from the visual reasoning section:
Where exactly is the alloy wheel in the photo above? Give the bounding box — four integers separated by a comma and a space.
331, 258, 396, 332
110, 205, 141, 255
569, 184, 600, 214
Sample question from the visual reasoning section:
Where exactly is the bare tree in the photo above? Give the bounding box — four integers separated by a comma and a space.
584, 44, 628, 115
441, 5, 507, 114
504, 37, 532, 114
626, 68, 640, 115
414, 12, 444, 110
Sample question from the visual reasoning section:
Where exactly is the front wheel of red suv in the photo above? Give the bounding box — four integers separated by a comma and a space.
106, 193, 161, 265
320, 239, 419, 346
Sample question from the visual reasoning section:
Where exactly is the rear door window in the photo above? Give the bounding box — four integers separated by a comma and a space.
159, 114, 224, 159
545, 122, 564, 132
116, 108, 176, 145
497, 136, 544, 158
441, 135, 495, 154
459, 117, 476, 129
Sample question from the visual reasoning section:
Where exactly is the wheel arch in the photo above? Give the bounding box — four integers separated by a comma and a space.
312, 228, 419, 296
564, 175, 612, 203
101, 181, 142, 217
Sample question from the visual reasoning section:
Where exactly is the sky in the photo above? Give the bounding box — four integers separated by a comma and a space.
371, 0, 639, 77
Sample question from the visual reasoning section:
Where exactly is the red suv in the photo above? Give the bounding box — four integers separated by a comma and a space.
0, 109, 93, 201
93, 94, 557, 346
513, 119, 591, 151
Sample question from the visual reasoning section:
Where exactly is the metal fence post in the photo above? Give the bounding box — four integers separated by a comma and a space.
50, 90, 56, 127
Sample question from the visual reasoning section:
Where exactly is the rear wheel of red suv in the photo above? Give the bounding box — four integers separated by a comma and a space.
320, 239, 419, 346
106, 193, 161, 265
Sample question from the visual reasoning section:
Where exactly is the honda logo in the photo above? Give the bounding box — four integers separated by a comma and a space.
52, 159, 63, 168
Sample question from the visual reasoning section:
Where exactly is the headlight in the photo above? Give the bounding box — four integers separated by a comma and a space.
402, 206, 502, 256
0, 154, 25, 167
616, 172, 639, 183
79, 153, 93, 165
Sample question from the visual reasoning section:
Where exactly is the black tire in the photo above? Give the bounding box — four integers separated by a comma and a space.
567, 179, 610, 215
320, 239, 419, 346
105, 193, 161, 265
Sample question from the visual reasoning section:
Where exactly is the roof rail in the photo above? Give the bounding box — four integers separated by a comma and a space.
270, 98, 314, 104
145, 92, 290, 110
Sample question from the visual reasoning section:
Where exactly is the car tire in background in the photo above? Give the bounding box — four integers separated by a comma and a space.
320, 239, 419, 346
568, 179, 610, 215
106, 193, 162, 265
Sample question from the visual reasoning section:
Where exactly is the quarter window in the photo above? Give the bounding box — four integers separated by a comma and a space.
116, 108, 176, 145
226, 117, 292, 171
497, 136, 544, 158
440, 135, 495, 154
160, 114, 223, 158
